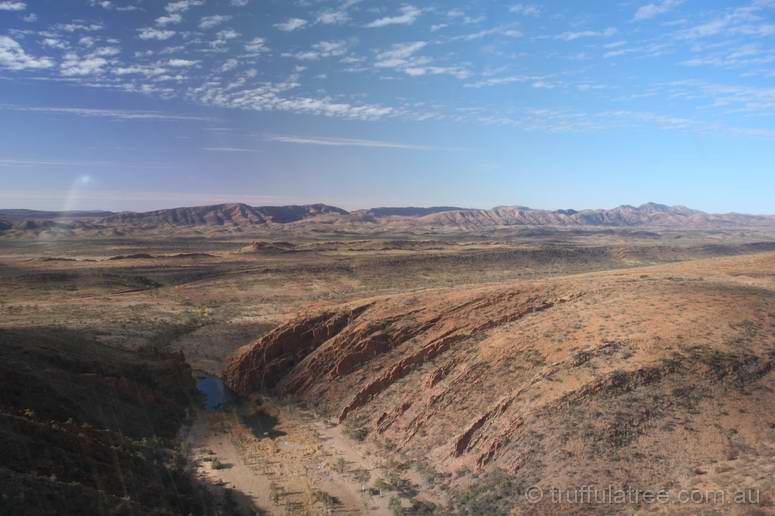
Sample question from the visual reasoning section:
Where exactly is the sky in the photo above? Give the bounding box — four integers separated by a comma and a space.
0, 0, 774, 213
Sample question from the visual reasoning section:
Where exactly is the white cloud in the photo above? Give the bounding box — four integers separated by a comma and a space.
265, 134, 437, 150
465, 75, 532, 88
42, 38, 68, 49
317, 9, 350, 25
0, 1, 25, 11
138, 28, 176, 40
634, 0, 683, 21
199, 15, 231, 30
0, 36, 54, 70
220, 58, 238, 72
209, 29, 240, 50
60, 53, 108, 76
93, 46, 120, 56
373, 40, 469, 79
315, 0, 360, 24
557, 27, 617, 41
604, 40, 627, 49
245, 37, 268, 54
509, 4, 540, 16
679, 3, 775, 40
91, 1, 140, 11
0, 105, 212, 121
366, 5, 422, 28
203, 147, 261, 152
665, 79, 775, 116
89, 0, 114, 9
284, 40, 348, 61
113, 64, 168, 77
231, 0, 248, 5
156, 14, 182, 26
190, 79, 394, 121
274, 18, 308, 31
166, 0, 203, 14
57, 22, 104, 32
0, 159, 121, 167
374, 41, 426, 68
451, 25, 522, 41
168, 58, 198, 67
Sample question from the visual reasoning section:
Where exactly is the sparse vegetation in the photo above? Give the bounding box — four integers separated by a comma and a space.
388, 496, 404, 515
343, 419, 369, 441
4, 220, 775, 515
452, 470, 526, 515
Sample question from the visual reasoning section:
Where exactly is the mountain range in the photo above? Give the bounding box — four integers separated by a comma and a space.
1, 202, 774, 231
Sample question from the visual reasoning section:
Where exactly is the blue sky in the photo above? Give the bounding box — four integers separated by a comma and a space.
1, 0, 774, 213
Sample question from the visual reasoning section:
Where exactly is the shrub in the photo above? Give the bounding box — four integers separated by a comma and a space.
452, 470, 526, 516
388, 496, 404, 516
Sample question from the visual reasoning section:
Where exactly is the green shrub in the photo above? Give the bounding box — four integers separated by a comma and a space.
388, 496, 404, 515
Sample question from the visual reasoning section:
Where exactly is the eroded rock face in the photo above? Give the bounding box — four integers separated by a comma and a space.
223, 255, 775, 514
224, 284, 578, 423
224, 303, 373, 395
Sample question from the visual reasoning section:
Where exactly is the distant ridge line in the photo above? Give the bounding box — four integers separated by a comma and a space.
1, 202, 774, 229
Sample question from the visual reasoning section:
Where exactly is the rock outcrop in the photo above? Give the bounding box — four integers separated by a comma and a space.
415, 202, 775, 228
224, 254, 775, 513
99, 203, 347, 227
238, 240, 297, 254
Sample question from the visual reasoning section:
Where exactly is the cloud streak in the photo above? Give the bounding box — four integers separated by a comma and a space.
274, 18, 308, 31
557, 28, 617, 41
203, 147, 262, 152
634, 0, 684, 21
366, 5, 422, 28
264, 134, 440, 150
0, 1, 25, 11
0, 105, 213, 121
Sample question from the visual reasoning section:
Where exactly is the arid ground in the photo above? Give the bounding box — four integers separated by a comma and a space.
2, 223, 775, 514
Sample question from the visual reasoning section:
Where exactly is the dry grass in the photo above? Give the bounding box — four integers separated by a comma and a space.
3, 228, 775, 514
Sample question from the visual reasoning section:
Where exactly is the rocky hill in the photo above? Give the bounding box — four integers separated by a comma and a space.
99, 203, 347, 227
415, 202, 775, 228
224, 252, 775, 513
3, 202, 774, 233
354, 206, 474, 218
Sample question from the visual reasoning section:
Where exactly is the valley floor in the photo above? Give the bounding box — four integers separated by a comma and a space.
2, 228, 775, 514
185, 394, 448, 515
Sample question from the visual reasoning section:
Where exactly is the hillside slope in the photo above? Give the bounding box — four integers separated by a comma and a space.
416, 203, 775, 229
0, 328, 221, 515
99, 203, 347, 227
3, 202, 775, 233
225, 252, 775, 513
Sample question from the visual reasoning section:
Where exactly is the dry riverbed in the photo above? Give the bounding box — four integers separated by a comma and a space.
183, 393, 443, 515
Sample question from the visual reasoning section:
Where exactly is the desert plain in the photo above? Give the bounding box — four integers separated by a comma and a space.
2, 204, 775, 515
